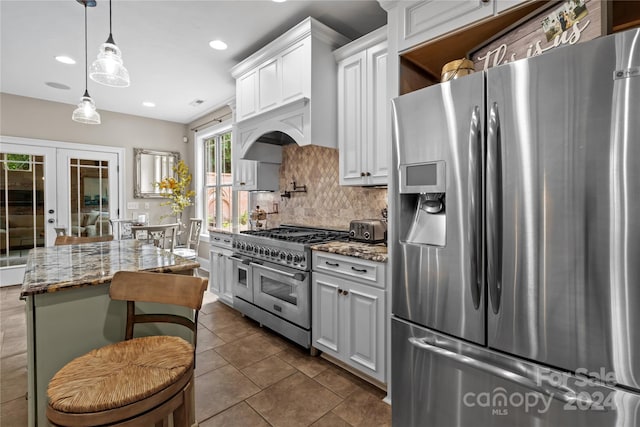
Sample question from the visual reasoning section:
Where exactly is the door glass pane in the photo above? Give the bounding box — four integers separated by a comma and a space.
69, 158, 111, 237
1, 153, 45, 265
260, 275, 297, 305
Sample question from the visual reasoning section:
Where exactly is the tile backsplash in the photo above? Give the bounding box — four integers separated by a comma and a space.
252, 144, 387, 230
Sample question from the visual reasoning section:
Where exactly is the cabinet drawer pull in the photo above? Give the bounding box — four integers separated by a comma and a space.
240, 182, 246, 185
223, 239, 231, 243
366, 172, 371, 176
351, 266, 367, 273
342, 290, 349, 296
360, 172, 366, 177
213, 237, 220, 241
338, 288, 343, 295
325, 261, 340, 267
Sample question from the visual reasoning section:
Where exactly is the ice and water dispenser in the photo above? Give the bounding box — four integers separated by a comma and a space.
399, 160, 446, 247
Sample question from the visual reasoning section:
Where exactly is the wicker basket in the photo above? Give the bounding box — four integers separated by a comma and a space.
441, 58, 475, 82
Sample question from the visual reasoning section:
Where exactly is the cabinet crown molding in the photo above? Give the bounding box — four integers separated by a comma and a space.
334, 26, 388, 62
231, 16, 350, 78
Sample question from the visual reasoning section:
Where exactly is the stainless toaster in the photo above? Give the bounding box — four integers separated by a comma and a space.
349, 219, 387, 244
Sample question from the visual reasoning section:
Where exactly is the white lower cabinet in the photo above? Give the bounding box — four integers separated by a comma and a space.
312, 252, 386, 383
209, 245, 234, 306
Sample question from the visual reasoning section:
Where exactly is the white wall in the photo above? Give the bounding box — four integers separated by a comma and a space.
0, 93, 191, 223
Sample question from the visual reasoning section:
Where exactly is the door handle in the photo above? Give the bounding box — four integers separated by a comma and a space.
250, 262, 306, 281
468, 105, 482, 310
487, 102, 503, 315
408, 337, 592, 407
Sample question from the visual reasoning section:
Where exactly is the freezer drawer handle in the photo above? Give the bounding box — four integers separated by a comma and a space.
408, 337, 594, 407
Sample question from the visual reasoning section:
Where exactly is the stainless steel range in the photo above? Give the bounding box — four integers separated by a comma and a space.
231, 225, 348, 350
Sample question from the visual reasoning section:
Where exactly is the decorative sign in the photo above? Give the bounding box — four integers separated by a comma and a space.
470, 0, 605, 71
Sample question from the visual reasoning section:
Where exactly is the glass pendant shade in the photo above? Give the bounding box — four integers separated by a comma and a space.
72, 90, 101, 124
90, 34, 130, 87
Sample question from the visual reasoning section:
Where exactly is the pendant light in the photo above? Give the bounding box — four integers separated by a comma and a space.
90, 0, 130, 87
72, 1, 101, 125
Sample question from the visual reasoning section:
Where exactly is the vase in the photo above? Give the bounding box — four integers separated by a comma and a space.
175, 214, 185, 245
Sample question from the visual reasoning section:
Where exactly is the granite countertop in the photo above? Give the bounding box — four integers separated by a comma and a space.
311, 241, 388, 263
20, 240, 199, 298
209, 228, 235, 235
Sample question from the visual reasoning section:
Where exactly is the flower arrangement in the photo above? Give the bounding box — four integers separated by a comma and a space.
155, 159, 196, 217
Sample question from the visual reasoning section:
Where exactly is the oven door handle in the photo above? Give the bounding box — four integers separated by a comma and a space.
250, 262, 307, 281
229, 256, 251, 265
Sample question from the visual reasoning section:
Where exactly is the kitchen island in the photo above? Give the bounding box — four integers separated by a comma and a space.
21, 239, 198, 427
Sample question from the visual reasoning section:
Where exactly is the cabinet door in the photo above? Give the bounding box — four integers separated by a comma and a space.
312, 273, 342, 356
232, 158, 257, 190
258, 58, 279, 112
209, 248, 223, 294
398, 0, 493, 52
495, 0, 528, 14
344, 282, 385, 382
221, 252, 234, 305
366, 42, 388, 186
338, 51, 367, 185
281, 40, 308, 103
237, 70, 258, 121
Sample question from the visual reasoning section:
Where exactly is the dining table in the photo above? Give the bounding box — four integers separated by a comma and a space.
20, 239, 199, 427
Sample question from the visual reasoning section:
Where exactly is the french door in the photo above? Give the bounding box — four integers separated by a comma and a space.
0, 137, 122, 286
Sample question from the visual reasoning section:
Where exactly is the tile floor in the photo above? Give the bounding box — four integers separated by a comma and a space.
0, 284, 391, 426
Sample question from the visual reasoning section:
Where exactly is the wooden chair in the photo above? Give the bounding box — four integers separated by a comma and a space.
54, 234, 114, 246
132, 223, 179, 252
174, 218, 202, 260
46, 271, 208, 427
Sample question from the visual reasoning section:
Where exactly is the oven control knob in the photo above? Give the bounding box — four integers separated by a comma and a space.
280, 252, 287, 260
254, 246, 259, 254
246, 244, 253, 251
293, 254, 303, 263
270, 249, 279, 257
239, 242, 245, 250
259, 247, 265, 255
286, 253, 293, 262
364, 231, 371, 239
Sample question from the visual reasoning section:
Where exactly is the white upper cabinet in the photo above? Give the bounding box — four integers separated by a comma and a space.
335, 26, 388, 186
395, 0, 530, 53
231, 17, 348, 125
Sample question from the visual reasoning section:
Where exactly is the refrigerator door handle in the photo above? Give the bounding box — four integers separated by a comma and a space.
468, 105, 482, 310
487, 102, 503, 314
408, 337, 593, 407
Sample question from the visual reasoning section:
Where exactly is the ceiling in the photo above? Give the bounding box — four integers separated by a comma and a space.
0, 0, 387, 124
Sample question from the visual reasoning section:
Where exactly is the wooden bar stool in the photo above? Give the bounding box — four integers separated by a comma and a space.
46, 271, 208, 427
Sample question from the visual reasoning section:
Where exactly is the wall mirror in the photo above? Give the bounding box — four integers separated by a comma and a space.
134, 148, 180, 198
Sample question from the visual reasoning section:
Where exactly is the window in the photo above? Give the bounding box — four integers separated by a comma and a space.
199, 126, 249, 232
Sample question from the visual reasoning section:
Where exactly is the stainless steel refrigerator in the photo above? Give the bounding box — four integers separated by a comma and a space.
390, 28, 640, 427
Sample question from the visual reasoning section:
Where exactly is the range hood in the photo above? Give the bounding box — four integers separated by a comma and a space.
231, 18, 350, 163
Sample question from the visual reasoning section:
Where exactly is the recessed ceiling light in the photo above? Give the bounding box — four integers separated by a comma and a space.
209, 40, 228, 50
45, 82, 71, 90
142, 101, 156, 108
55, 55, 76, 65
273, 0, 287, 3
